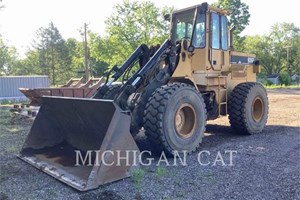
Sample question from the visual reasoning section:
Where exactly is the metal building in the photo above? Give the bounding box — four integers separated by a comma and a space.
0, 76, 49, 100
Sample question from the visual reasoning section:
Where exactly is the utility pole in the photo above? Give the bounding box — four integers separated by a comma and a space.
284, 45, 292, 75
84, 23, 90, 81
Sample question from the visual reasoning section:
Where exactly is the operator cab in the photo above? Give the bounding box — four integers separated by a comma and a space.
170, 3, 230, 71
171, 4, 206, 49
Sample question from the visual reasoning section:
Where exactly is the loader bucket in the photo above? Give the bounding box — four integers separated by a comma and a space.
19, 96, 140, 191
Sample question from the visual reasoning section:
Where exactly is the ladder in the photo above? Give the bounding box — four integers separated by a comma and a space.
218, 76, 228, 116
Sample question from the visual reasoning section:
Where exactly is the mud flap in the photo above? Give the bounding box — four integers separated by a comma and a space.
19, 96, 140, 191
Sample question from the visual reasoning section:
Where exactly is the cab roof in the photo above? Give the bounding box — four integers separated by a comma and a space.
172, 2, 229, 16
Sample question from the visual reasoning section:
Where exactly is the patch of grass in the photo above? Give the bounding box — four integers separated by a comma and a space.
0, 109, 13, 125
155, 166, 168, 198
0, 99, 29, 105
265, 84, 300, 89
155, 166, 167, 181
131, 168, 145, 193
0, 109, 22, 136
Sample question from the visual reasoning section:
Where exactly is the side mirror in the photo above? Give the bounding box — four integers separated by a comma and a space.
188, 45, 195, 53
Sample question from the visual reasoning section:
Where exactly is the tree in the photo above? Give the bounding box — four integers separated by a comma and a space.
243, 23, 300, 79
87, 32, 110, 75
13, 50, 41, 75
269, 23, 300, 75
214, 0, 250, 50
243, 35, 279, 75
95, 0, 172, 67
0, 35, 17, 75
33, 22, 71, 85
65, 38, 84, 74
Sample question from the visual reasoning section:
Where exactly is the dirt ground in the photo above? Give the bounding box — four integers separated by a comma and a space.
0, 89, 299, 200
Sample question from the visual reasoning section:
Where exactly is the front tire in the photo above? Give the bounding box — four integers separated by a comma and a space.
228, 82, 269, 135
143, 83, 207, 155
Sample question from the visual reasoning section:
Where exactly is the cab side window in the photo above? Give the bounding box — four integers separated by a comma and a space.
192, 14, 206, 48
211, 12, 220, 49
221, 16, 228, 50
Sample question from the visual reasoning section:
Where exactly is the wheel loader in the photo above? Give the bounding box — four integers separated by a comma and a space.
19, 2, 269, 191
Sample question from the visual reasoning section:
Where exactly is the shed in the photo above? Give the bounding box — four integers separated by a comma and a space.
267, 75, 280, 85
0, 76, 49, 100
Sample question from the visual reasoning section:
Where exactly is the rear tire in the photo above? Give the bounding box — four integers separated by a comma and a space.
228, 82, 269, 135
143, 83, 207, 155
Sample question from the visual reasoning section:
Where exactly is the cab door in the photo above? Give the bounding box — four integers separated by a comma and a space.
210, 12, 228, 71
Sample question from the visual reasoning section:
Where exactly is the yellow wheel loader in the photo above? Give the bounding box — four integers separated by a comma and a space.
19, 2, 269, 191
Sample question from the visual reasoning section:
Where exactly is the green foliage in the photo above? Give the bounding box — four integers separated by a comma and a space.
279, 72, 293, 85
97, 0, 172, 67
87, 32, 109, 76
0, 23, 109, 84
242, 35, 279, 75
242, 23, 300, 77
244, 23, 300, 77
0, 35, 18, 75
214, 0, 250, 35
214, 0, 250, 51
12, 23, 90, 85
264, 84, 300, 89
65, 38, 85, 76
33, 22, 72, 85
13, 50, 41, 75
132, 168, 145, 192
0, 99, 29, 105
155, 166, 167, 180
155, 166, 167, 182
1, 0, 299, 89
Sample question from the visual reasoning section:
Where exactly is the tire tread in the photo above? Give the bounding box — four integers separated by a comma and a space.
144, 83, 207, 155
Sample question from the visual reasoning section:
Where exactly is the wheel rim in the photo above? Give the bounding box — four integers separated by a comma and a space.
252, 96, 263, 122
175, 103, 196, 139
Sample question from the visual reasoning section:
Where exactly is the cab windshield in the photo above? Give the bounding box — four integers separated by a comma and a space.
171, 8, 206, 48
171, 9, 196, 41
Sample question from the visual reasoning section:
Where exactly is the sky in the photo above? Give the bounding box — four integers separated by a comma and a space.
0, 0, 298, 58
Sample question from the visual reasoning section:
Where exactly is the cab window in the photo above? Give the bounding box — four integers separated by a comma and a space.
176, 22, 193, 40
192, 14, 205, 48
221, 15, 228, 50
211, 12, 220, 49
171, 9, 196, 41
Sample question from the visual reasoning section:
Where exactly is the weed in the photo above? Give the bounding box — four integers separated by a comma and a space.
0, 109, 13, 125
132, 168, 145, 193
155, 166, 167, 181
0, 99, 29, 105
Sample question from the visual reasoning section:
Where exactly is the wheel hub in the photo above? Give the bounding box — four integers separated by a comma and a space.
175, 103, 196, 139
252, 96, 263, 122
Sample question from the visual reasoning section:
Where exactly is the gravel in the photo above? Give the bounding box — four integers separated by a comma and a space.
0, 89, 299, 200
